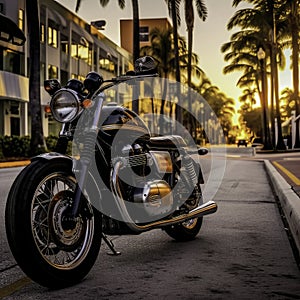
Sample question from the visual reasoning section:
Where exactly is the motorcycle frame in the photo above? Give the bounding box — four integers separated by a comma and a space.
38, 74, 217, 233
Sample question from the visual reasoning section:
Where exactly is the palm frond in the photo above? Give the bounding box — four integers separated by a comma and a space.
195, 0, 208, 21
165, 0, 181, 26
75, 0, 82, 12
99, 0, 109, 7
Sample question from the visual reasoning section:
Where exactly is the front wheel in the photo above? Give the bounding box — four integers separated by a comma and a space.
5, 159, 102, 288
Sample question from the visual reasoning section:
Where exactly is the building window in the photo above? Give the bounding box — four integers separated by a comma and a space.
40, 24, 45, 43
139, 26, 149, 42
78, 44, 88, 61
71, 42, 78, 58
99, 58, 115, 73
11, 117, 20, 136
61, 34, 68, 54
41, 63, 45, 84
18, 9, 24, 31
48, 26, 58, 48
48, 65, 58, 79
71, 42, 92, 65
60, 70, 68, 86
10, 102, 20, 116
10, 101, 21, 136
3, 50, 25, 75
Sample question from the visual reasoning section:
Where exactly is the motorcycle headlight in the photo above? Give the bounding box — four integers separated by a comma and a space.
50, 89, 81, 123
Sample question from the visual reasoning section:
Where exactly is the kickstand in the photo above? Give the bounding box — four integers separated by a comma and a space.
102, 233, 121, 256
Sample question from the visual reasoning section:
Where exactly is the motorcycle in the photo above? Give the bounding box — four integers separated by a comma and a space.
5, 56, 217, 288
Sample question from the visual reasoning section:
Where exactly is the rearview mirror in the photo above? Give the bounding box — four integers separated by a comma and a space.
134, 56, 157, 75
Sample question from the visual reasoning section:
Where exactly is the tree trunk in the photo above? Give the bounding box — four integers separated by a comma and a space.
291, 1, 300, 148
273, 46, 286, 150
170, 1, 182, 124
26, 0, 46, 155
272, 11, 286, 150
132, 0, 140, 63
131, 0, 140, 114
185, 0, 194, 134
159, 73, 169, 134
185, 0, 194, 90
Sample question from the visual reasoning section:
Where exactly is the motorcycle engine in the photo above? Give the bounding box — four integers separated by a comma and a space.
133, 180, 173, 216
115, 144, 174, 217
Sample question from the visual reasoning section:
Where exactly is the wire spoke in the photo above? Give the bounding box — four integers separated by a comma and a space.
30, 172, 93, 269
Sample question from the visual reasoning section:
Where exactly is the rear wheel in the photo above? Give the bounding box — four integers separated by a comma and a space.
164, 217, 203, 241
164, 184, 203, 242
5, 159, 102, 288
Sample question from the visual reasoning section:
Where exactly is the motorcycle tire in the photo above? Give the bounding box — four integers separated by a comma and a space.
5, 159, 102, 288
164, 217, 203, 241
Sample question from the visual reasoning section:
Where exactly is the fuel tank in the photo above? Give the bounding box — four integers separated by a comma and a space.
99, 104, 151, 145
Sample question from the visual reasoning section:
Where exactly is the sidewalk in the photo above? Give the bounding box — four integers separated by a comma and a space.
264, 154, 300, 257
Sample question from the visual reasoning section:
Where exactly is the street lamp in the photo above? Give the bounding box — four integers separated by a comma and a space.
257, 47, 273, 150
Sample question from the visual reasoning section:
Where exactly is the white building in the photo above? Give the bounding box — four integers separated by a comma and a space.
0, 0, 132, 137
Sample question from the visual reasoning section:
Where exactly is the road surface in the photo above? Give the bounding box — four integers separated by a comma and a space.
0, 156, 300, 299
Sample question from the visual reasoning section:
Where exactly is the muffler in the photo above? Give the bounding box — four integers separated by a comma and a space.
132, 200, 218, 231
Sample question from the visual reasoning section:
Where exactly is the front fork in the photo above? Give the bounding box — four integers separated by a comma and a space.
70, 93, 105, 218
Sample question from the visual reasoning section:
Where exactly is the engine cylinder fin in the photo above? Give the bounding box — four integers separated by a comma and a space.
126, 154, 147, 167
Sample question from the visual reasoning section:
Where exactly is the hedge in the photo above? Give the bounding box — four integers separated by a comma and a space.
0, 135, 31, 158
0, 135, 72, 160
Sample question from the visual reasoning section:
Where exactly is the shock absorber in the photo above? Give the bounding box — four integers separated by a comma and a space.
182, 154, 198, 188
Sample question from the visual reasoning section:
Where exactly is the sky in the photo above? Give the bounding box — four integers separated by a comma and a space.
55, 0, 292, 123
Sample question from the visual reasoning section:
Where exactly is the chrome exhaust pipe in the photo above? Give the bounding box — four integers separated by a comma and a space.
132, 200, 218, 231
111, 161, 217, 232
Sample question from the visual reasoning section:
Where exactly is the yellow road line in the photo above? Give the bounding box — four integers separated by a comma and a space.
273, 161, 300, 186
0, 277, 31, 299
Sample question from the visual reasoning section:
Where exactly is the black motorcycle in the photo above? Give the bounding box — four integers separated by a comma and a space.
5, 56, 217, 288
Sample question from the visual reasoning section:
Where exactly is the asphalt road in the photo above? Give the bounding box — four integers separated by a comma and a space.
0, 157, 300, 299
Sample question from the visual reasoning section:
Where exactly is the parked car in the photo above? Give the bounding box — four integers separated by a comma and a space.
236, 139, 247, 147
251, 137, 263, 148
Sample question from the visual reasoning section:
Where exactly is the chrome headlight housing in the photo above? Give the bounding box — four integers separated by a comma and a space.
50, 88, 81, 123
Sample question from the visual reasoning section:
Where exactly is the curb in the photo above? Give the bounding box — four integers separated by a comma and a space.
264, 160, 300, 254
0, 160, 30, 169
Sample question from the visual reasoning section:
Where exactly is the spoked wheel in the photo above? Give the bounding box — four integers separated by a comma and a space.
5, 159, 102, 288
164, 184, 203, 242
164, 217, 203, 241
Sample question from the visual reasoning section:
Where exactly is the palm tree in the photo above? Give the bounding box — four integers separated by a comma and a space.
221, 30, 265, 112
75, 0, 140, 112
182, 0, 207, 134
140, 27, 187, 133
76, 0, 140, 62
280, 87, 296, 120
26, 0, 46, 155
165, 0, 182, 123
195, 75, 235, 139
184, 0, 207, 90
224, 0, 287, 149
278, 0, 300, 148
239, 87, 257, 110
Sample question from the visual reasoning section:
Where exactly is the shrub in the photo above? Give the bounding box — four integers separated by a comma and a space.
45, 135, 58, 152
0, 135, 31, 158
0, 135, 72, 160
45, 135, 72, 155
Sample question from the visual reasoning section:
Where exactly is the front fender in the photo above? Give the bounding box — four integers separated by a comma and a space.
31, 152, 104, 212
31, 152, 73, 167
